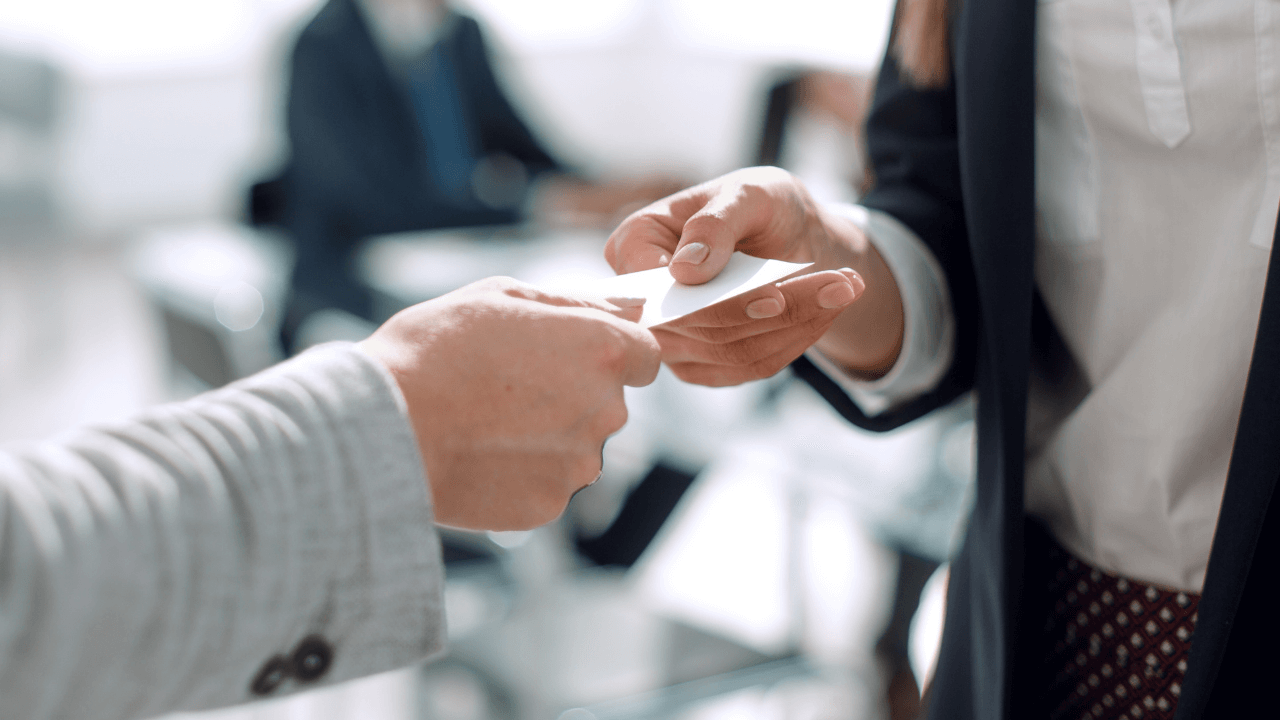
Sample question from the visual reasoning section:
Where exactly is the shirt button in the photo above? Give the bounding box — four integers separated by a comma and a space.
290, 635, 334, 683
250, 655, 291, 696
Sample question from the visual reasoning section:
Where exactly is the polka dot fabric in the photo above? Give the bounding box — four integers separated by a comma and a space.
1041, 542, 1199, 720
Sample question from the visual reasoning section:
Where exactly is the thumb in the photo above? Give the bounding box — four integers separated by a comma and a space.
667, 186, 768, 286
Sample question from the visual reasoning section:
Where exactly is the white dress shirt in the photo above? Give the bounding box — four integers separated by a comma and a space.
817, 0, 1276, 591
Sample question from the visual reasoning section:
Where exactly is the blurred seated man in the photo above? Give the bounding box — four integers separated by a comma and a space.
267, 0, 680, 347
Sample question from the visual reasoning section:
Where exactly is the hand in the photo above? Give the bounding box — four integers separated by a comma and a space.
604, 167, 903, 386
650, 267, 865, 386
359, 278, 661, 531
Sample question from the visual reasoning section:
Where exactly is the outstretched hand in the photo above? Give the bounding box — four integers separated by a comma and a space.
360, 277, 660, 531
604, 167, 903, 386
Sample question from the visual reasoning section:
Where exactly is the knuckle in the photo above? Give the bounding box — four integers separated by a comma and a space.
736, 180, 772, 206
761, 165, 795, 184
476, 275, 531, 300
679, 324, 728, 344
636, 346, 662, 385
683, 212, 729, 236
651, 332, 687, 361
605, 215, 675, 273
778, 295, 812, 326
706, 302, 748, 328
570, 452, 604, 489
710, 338, 756, 367
595, 335, 629, 376
604, 220, 640, 266
477, 275, 518, 290
678, 325, 714, 343
603, 236, 622, 269
597, 401, 629, 436
530, 497, 563, 528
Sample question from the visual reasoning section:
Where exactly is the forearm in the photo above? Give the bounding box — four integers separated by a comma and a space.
811, 203, 906, 378
0, 345, 445, 720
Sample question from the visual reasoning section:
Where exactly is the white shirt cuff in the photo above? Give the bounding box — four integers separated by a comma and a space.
804, 204, 956, 416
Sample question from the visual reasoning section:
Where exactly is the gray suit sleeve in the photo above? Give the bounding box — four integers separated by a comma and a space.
0, 344, 445, 720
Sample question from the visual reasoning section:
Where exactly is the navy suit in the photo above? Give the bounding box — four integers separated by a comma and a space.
278, 0, 561, 325
791, 2, 1280, 717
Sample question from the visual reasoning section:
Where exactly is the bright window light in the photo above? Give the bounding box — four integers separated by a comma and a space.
0, 0, 258, 76
662, 0, 895, 72
459, 0, 644, 50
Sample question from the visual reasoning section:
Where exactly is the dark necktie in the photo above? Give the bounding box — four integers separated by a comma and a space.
406, 43, 476, 199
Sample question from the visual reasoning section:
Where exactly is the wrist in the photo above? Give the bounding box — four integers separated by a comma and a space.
811, 203, 906, 378
811, 202, 867, 275
356, 334, 446, 511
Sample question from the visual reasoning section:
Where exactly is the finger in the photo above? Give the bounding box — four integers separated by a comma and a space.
565, 295, 648, 324
666, 334, 828, 387
656, 302, 842, 367
502, 281, 647, 323
666, 185, 775, 286
604, 181, 716, 274
663, 268, 862, 341
657, 282, 788, 334
600, 314, 662, 387
602, 296, 646, 324
605, 178, 756, 277
591, 387, 630, 439
604, 207, 684, 274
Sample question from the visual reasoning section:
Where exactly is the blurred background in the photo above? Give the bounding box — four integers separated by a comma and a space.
0, 1, 976, 719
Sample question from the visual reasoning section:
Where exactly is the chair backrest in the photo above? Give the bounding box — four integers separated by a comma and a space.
130, 223, 293, 393
755, 74, 803, 168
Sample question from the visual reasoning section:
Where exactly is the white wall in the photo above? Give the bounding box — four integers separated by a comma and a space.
467, 0, 894, 179
0, 0, 893, 240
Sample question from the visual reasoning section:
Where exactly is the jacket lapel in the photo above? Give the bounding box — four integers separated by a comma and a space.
948, 0, 1038, 716
1177, 225, 1280, 718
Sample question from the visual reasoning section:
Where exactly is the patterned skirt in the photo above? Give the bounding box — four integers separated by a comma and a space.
1038, 539, 1200, 720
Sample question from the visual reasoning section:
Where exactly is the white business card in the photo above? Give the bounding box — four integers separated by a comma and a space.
549, 253, 812, 328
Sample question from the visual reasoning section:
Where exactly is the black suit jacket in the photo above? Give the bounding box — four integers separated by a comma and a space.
280, 0, 561, 321
791, 1, 1280, 717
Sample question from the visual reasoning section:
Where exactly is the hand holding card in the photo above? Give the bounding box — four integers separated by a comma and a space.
598, 168, 875, 387
544, 250, 861, 387
648, 263, 863, 386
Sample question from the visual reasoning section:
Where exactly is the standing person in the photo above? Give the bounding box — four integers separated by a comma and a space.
0, 279, 660, 720
604, 0, 1280, 717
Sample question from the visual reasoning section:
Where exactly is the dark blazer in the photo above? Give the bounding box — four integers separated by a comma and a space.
790, 1, 1280, 717
279, 0, 561, 322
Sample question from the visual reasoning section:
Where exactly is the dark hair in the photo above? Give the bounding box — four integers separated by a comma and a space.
893, 0, 952, 89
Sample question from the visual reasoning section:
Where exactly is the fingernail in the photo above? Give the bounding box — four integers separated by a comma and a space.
606, 296, 646, 307
817, 281, 857, 309
840, 268, 865, 294
658, 254, 670, 267
745, 298, 783, 319
671, 242, 709, 266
